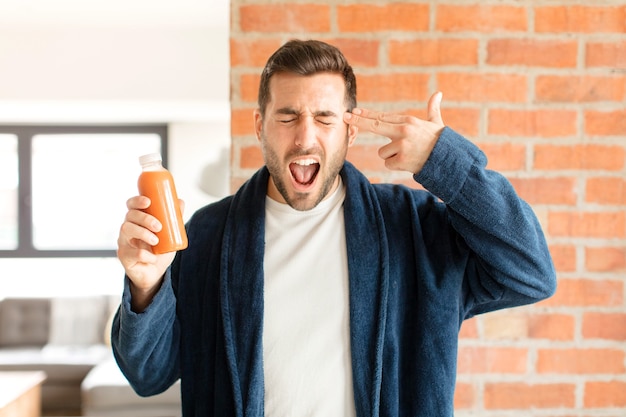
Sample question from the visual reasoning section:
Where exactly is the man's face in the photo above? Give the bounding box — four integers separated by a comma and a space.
255, 72, 357, 211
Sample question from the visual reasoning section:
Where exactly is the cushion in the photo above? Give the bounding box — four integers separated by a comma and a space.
82, 356, 181, 417
48, 297, 110, 346
0, 298, 50, 347
0, 345, 110, 381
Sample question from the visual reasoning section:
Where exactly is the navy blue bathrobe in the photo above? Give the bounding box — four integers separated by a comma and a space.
112, 127, 556, 416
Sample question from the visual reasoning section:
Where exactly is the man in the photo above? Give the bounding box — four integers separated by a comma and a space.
113, 39, 556, 416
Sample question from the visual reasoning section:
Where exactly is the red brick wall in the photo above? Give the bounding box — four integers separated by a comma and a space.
230, 1, 626, 414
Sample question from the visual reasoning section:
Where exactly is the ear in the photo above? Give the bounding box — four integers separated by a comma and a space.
253, 109, 263, 142
347, 123, 358, 147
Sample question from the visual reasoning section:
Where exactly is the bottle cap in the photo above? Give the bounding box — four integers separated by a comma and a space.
139, 153, 162, 166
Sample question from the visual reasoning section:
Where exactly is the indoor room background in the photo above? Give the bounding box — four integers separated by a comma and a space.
229, 0, 625, 415
1, 0, 625, 415
0, 0, 230, 296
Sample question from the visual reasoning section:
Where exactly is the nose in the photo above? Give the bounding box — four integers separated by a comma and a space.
294, 117, 317, 149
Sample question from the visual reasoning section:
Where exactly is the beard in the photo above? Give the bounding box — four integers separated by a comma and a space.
260, 133, 348, 211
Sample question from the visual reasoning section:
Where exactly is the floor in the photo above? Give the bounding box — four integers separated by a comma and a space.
42, 410, 81, 416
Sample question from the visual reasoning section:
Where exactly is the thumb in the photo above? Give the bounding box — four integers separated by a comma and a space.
427, 91, 444, 126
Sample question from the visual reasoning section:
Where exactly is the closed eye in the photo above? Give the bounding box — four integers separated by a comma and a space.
274, 109, 338, 126
315, 112, 338, 126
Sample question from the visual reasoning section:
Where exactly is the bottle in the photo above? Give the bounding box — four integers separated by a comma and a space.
137, 153, 188, 254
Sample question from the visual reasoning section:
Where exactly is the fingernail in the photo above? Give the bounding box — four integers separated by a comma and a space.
352, 108, 362, 115
344, 112, 352, 120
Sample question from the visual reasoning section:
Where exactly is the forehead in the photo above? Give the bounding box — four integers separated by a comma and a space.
267, 72, 346, 111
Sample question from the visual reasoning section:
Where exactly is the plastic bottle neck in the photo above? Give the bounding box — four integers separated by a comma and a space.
139, 153, 165, 171
141, 160, 163, 171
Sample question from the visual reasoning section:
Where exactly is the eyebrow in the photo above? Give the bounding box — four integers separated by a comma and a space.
275, 107, 339, 118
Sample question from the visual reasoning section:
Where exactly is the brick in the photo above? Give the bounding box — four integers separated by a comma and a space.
587, 41, 626, 68
459, 317, 478, 339
453, 382, 475, 409
457, 346, 527, 374
534, 144, 625, 171
583, 313, 626, 340
389, 39, 479, 66
337, 3, 429, 32
508, 177, 577, 205
585, 381, 626, 407
540, 278, 623, 307
536, 6, 626, 33
487, 38, 577, 68
536, 75, 626, 102
232, 37, 380, 69
482, 312, 575, 341
438, 73, 527, 102
239, 4, 330, 33
548, 211, 626, 238
528, 314, 575, 341
357, 73, 430, 102
230, 38, 282, 67
585, 109, 626, 136
489, 108, 577, 138
440, 107, 480, 138
403, 106, 480, 138
329, 39, 380, 67
231, 108, 255, 136
586, 246, 626, 272
478, 142, 526, 171
239, 144, 263, 170
537, 348, 626, 374
548, 244, 577, 272
240, 73, 261, 103
484, 382, 575, 409
586, 177, 626, 205
483, 313, 528, 340
347, 144, 387, 171
436, 5, 527, 32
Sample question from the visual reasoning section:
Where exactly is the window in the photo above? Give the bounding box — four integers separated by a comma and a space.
0, 134, 18, 250
0, 125, 167, 257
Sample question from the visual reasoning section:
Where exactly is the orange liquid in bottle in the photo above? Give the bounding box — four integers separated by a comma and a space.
137, 168, 188, 254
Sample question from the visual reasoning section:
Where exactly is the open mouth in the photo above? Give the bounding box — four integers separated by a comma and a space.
289, 158, 320, 186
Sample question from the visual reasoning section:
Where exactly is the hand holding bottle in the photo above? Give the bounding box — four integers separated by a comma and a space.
117, 153, 188, 312
117, 195, 183, 311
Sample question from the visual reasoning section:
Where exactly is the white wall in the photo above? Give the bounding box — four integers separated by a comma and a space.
0, 27, 225, 101
0, 6, 231, 297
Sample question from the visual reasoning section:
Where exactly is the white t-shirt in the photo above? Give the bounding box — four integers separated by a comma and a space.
263, 181, 356, 417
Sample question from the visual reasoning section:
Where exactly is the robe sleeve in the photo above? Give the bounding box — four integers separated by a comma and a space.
414, 127, 557, 317
110, 270, 181, 396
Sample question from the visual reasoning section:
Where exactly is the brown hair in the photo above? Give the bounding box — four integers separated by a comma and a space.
257, 39, 357, 117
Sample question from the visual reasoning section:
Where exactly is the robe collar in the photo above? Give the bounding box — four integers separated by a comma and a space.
219, 162, 389, 417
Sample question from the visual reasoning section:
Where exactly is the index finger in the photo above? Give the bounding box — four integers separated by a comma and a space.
344, 108, 410, 135
126, 195, 151, 210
